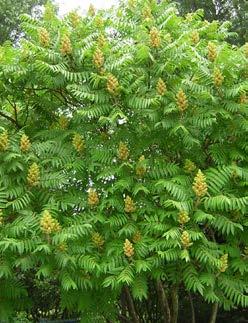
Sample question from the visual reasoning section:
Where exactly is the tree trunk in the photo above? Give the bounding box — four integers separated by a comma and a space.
171, 285, 179, 323
156, 280, 171, 323
123, 285, 140, 323
119, 289, 129, 323
118, 314, 131, 323
188, 292, 196, 323
209, 303, 218, 323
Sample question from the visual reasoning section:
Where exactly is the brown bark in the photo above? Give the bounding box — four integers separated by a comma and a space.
156, 280, 171, 323
209, 303, 218, 323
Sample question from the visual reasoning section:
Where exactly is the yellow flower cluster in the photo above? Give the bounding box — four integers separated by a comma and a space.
57, 243, 68, 252
191, 30, 199, 44
132, 231, 141, 243
207, 42, 217, 62
176, 89, 188, 112
192, 170, 208, 198
68, 11, 80, 28
97, 34, 107, 48
60, 35, 72, 55
128, 0, 136, 9
136, 155, 146, 177
184, 159, 196, 173
39, 28, 50, 47
95, 16, 104, 28
93, 48, 104, 68
178, 211, 190, 225
185, 13, 193, 22
88, 4, 95, 17
0, 130, 9, 151
27, 163, 40, 187
107, 74, 119, 95
123, 239, 134, 257
40, 210, 61, 235
244, 43, 248, 58
88, 189, 99, 207
150, 27, 161, 48
142, 6, 152, 21
220, 254, 228, 272
240, 93, 247, 104
92, 232, 104, 248
156, 78, 166, 96
213, 68, 224, 87
124, 196, 136, 213
72, 133, 85, 153
58, 116, 69, 129
43, 2, 55, 20
20, 134, 31, 153
181, 231, 191, 249
118, 142, 129, 161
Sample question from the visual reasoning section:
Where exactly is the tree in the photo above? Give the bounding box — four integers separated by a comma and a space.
0, 0, 48, 44
176, 0, 248, 45
231, 0, 248, 44
0, 0, 247, 321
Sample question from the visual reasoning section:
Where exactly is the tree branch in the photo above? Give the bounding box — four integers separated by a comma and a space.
6, 97, 18, 124
0, 110, 21, 129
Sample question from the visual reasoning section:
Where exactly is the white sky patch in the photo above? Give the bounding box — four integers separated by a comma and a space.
56, 0, 118, 16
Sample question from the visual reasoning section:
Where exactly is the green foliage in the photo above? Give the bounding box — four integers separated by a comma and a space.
177, 0, 248, 45
0, 0, 48, 44
0, 0, 247, 321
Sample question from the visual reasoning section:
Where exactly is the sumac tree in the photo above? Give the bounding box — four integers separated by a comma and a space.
0, 0, 247, 322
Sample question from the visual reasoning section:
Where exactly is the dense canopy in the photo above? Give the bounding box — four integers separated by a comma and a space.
0, 0, 247, 321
